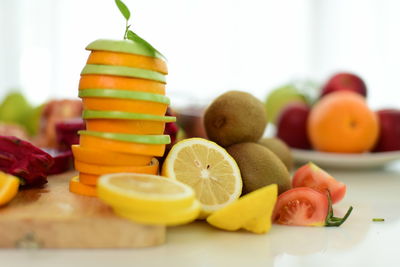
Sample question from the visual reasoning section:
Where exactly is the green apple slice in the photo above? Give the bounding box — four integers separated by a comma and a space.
83, 110, 176, 122
86, 39, 166, 61
81, 64, 166, 83
79, 130, 171, 145
79, 89, 170, 104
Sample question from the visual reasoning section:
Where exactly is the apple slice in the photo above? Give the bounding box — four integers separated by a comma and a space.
78, 130, 170, 145
86, 39, 166, 61
79, 89, 170, 104
81, 64, 166, 83
83, 110, 175, 122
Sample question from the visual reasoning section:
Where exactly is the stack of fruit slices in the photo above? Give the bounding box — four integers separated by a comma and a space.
70, 39, 175, 196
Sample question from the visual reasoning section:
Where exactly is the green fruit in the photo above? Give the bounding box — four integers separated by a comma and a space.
204, 91, 267, 147
258, 137, 293, 171
79, 130, 170, 144
265, 85, 307, 124
0, 91, 32, 130
226, 142, 291, 195
25, 103, 45, 136
83, 110, 176, 122
81, 64, 166, 83
79, 89, 170, 104
86, 39, 165, 61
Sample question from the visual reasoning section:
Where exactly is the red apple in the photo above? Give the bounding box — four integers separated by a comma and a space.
373, 109, 400, 152
34, 99, 83, 148
276, 103, 311, 149
321, 72, 367, 98
177, 106, 207, 139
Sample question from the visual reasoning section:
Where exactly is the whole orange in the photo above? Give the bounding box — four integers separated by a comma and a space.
308, 91, 379, 153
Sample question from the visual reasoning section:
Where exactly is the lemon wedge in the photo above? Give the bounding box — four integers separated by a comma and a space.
207, 184, 278, 234
0, 171, 19, 206
162, 138, 242, 218
97, 173, 200, 225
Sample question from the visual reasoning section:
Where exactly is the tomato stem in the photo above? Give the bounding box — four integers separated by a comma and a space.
325, 191, 353, 227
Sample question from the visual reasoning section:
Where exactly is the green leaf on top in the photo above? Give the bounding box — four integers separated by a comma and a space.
115, 0, 131, 21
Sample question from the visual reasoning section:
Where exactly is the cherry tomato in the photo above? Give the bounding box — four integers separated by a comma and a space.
292, 163, 346, 204
273, 187, 328, 226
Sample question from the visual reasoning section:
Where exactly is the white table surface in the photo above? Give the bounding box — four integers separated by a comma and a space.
1, 162, 400, 267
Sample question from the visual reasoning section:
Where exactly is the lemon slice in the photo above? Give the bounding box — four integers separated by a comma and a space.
97, 173, 196, 212
162, 138, 243, 217
114, 200, 201, 226
207, 184, 278, 234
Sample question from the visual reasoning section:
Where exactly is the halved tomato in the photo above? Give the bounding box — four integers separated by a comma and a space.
273, 187, 328, 226
292, 162, 346, 204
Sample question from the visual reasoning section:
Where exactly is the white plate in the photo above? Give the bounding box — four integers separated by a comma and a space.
291, 149, 400, 169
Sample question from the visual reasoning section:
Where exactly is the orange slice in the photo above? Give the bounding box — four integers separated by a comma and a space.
86, 51, 168, 74
86, 119, 166, 135
69, 176, 97, 197
79, 75, 165, 95
79, 173, 99, 186
72, 145, 153, 166
79, 134, 166, 156
82, 97, 168, 116
74, 158, 159, 175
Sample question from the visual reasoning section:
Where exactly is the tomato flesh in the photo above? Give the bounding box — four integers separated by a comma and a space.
273, 187, 328, 226
292, 163, 346, 204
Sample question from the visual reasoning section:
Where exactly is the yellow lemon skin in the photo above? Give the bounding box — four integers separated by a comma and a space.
114, 200, 201, 226
96, 173, 200, 226
0, 172, 20, 206
206, 184, 278, 234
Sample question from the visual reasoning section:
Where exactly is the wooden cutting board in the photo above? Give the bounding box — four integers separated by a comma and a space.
0, 171, 165, 248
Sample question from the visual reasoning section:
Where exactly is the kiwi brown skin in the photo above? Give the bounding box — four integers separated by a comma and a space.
203, 91, 267, 147
226, 142, 291, 195
258, 137, 294, 171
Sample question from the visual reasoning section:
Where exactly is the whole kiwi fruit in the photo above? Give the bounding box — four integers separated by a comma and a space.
226, 142, 291, 195
258, 137, 293, 171
203, 91, 267, 147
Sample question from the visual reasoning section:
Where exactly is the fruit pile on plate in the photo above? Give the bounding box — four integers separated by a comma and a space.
266, 73, 400, 153
70, 39, 175, 196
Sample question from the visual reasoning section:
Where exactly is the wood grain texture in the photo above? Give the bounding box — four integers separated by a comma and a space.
0, 171, 165, 248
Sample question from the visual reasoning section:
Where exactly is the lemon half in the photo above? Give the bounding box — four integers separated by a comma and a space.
162, 138, 243, 217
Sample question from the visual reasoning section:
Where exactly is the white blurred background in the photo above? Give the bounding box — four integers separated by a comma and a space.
0, 0, 399, 108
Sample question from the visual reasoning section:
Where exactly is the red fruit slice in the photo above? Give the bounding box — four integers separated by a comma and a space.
273, 187, 328, 226
273, 187, 353, 227
44, 149, 73, 175
0, 136, 53, 186
292, 162, 346, 204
